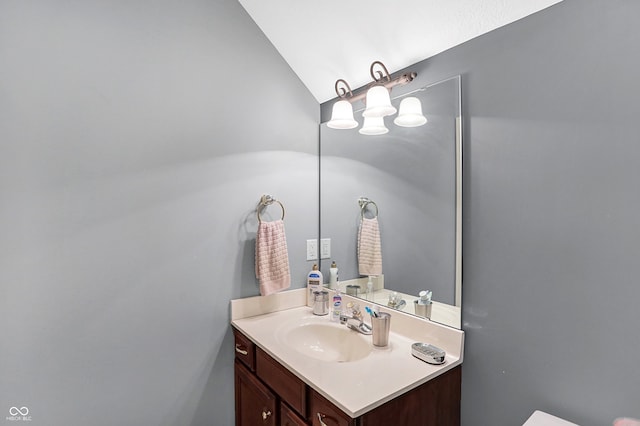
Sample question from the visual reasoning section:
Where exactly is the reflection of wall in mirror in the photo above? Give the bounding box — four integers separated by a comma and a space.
320, 76, 460, 314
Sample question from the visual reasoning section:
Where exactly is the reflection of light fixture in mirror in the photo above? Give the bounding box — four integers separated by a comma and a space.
327, 60, 418, 135
359, 116, 388, 135
327, 79, 358, 129
393, 97, 427, 127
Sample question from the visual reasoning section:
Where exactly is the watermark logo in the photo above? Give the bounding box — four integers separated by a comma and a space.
6, 406, 31, 422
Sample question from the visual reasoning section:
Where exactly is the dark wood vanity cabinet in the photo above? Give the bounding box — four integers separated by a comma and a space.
234, 328, 256, 371
255, 345, 307, 417
233, 327, 461, 426
235, 359, 276, 426
281, 402, 308, 426
309, 389, 356, 426
358, 365, 461, 426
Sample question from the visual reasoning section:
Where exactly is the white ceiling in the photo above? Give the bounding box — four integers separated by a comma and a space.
238, 0, 563, 103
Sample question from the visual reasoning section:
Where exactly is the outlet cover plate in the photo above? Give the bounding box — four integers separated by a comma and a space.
320, 238, 331, 259
306, 239, 318, 261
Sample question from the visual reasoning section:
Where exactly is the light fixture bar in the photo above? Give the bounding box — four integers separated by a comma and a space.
333, 62, 417, 105
335, 79, 353, 98
328, 60, 423, 134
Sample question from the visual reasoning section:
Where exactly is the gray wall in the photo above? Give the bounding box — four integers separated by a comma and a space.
322, 0, 640, 424
4, 0, 640, 425
0, 1, 318, 425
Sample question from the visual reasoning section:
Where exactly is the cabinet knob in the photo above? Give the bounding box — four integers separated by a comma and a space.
317, 412, 329, 426
261, 410, 271, 421
235, 344, 248, 355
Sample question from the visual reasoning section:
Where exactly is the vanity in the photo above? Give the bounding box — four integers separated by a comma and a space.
231, 289, 464, 425
236, 75, 465, 424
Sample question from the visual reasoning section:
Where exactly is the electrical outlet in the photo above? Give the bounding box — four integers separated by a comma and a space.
306, 239, 318, 261
320, 238, 331, 259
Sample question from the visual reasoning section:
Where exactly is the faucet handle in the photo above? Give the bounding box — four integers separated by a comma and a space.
346, 302, 360, 314
347, 302, 363, 321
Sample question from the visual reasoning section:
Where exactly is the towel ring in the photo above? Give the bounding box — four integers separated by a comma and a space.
257, 195, 285, 223
358, 197, 378, 219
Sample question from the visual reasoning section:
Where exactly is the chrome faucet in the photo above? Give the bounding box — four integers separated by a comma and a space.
339, 303, 373, 335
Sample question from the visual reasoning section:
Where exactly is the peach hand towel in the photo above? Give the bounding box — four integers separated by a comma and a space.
255, 219, 291, 296
358, 217, 382, 276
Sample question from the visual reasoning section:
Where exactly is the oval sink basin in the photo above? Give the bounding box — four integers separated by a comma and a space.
280, 322, 372, 363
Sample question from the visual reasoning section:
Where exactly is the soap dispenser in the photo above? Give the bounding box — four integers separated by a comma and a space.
307, 264, 323, 307
330, 262, 342, 321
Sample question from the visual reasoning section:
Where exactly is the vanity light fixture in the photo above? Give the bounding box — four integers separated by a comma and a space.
362, 62, 397, 118
327, 79, 358, 129
328, 61, 426, 134
363, 86, 396, 118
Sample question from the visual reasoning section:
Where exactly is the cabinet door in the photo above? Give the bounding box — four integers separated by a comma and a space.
309, 389, 356, 426
281, 402, 307, 426
359, 365, 461, 426
235, 360, 277, 426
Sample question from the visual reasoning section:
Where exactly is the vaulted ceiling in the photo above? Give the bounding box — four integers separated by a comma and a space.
238, 0, 564, 102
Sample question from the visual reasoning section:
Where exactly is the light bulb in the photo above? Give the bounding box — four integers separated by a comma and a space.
363, 86, 396, 118
327, 100, 358, 129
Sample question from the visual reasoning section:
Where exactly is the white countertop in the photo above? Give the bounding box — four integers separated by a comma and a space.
231, 289, 464, 418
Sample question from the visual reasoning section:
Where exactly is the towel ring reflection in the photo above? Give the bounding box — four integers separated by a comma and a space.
257, 195, 285, 223
358, 197, 378, 219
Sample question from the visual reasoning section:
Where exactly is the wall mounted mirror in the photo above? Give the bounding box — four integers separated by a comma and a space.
320, 75, 462, 329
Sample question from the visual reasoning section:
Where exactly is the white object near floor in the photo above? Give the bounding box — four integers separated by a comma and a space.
523, 410, 579, 426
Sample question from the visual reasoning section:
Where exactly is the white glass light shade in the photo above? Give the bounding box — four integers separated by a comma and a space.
363, 86, 397, 118
327, 100, 358, 129
359, 116, 388, 135
393, 97, 427, 127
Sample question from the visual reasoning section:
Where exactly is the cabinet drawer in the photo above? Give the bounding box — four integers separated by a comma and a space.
281, 402, 307, 426
309, 389, 356, 426
256, 347, 307, 418
233, 328, 255, 371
